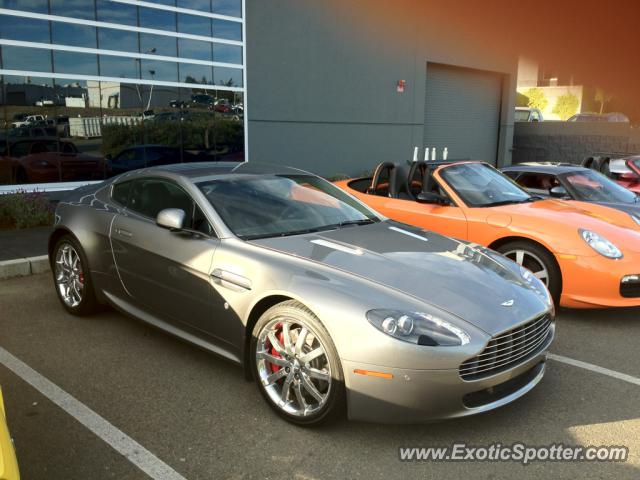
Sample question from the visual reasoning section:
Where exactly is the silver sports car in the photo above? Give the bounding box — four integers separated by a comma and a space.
49, 162, 555, 425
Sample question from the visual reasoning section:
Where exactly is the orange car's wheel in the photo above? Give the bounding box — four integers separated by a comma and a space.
496, 241, 561, 305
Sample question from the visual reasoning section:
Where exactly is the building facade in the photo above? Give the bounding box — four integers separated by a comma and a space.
0, 0, 518, 187
0, 0, 245, 186
246, 0, 517, 177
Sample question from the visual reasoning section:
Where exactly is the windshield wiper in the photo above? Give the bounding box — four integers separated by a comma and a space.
336, 218, 378, 227
483, 196, 541, 207
242, 219, 377, 240
243, 227, 326, 240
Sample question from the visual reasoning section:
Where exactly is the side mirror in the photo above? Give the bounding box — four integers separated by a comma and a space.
417, 191, 450, 205
156, 208, 185, 231
549, 185, 569, 199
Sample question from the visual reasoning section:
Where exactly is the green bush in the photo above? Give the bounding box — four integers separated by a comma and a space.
523, 88, 549, 111
553, 92, 580, 120
0, 192, 54, 229
101, 117, 244, 157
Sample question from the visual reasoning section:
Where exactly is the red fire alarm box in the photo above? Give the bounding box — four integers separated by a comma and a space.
397, 80, 406, 93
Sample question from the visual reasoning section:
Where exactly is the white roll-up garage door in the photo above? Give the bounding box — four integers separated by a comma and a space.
424, 62, 503, 164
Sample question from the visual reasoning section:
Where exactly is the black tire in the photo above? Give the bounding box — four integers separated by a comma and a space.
250, 300, 345, 426
495, 240, 562, 306
51, 234, 100, 316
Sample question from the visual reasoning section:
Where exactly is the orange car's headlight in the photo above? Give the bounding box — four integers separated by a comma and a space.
579, 229, 623, 259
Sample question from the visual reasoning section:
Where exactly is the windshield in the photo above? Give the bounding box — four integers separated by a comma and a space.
198, 174, 380, 239
439, 163, 533, 207
562, 170, 638, 203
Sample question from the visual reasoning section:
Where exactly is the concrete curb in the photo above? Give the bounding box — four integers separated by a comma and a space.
0, 255, 50, 280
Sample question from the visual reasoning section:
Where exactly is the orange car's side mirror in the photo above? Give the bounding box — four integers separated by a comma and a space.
416, 192, 450, 206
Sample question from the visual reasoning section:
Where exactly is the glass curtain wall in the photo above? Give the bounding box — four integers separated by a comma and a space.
0, 0, 245, 186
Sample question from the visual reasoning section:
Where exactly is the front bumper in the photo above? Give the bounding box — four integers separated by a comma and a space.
557, 251, 640, 308
342, 332, 552, 423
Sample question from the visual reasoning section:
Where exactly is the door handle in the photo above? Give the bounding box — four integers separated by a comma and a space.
115, 228, 133, 238
210, 268, 252, 291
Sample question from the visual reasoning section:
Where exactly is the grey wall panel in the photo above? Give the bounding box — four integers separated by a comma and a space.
246, 0, 517, 174
248, 120, 422, 177
424, 63, 502, 164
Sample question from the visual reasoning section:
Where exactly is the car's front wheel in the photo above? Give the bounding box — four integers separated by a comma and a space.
496, 240, 561, 305
250, 300, 345, 426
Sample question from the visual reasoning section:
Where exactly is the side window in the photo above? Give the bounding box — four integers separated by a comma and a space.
112, 180, 132, 206
503, 171, 520, 180
516, 173, 558, 195
192, 204, 214, 236
128, 178, 214, 235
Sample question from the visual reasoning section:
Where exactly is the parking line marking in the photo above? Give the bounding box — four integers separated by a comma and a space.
548, 353, 640, 387
0, 346, 188, 480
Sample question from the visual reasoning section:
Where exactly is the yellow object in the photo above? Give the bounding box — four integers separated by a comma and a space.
0, 387, 20, 480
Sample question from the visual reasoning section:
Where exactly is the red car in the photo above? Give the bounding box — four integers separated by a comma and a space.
0, 138, 105, 184
583, 156, 640, 194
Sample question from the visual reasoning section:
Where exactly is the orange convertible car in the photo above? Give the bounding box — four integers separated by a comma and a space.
335, 161, 640, 308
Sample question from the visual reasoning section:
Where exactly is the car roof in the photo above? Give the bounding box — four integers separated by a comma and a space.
137, 161, 313, 182
502, 163, 589, 175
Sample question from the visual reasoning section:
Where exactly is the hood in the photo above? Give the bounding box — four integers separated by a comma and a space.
491, 199, 640, 254
251, 221, 549, 336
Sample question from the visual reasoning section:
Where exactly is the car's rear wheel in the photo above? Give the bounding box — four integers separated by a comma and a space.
496, 241, 561, 305
250, 300, 345, 426
52, 235, 100, 315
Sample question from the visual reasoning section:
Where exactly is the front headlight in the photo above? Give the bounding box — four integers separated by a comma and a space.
579, 229, 622, 259
366, 309, 470, 346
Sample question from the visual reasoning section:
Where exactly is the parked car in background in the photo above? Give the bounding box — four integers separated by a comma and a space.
0, 138, 104, 184
515, 107, 543, 122
502, 163, 640, 217
567, 112, 629, 123
336, 160, 640, 308
49, 161, 554, 425
0, 386, 20, 480
11, 114, 45, 129
189, 94, 215, 109
214, 98, 231, 113
582, 156, 640, 194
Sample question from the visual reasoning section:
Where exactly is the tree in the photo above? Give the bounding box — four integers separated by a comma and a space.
553, 92, 580, 120
523, 88, 548, 111
595, 88, 613, 114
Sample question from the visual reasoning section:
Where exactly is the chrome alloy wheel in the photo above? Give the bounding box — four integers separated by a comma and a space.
256, 318, 332, 417
503, 249, 549, 286
55, 243, 85, 308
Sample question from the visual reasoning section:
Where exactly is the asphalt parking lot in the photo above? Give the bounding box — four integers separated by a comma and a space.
1, 274, 639, 479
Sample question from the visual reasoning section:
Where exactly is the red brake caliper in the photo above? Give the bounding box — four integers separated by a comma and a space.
269, 323, 285, 373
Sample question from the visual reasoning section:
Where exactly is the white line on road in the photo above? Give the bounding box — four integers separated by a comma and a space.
0, 346, 187, 480
548, 353, 640, 387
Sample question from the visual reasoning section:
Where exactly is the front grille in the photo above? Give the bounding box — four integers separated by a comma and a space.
459, 314, 552, 381
620, 275, 640, 298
